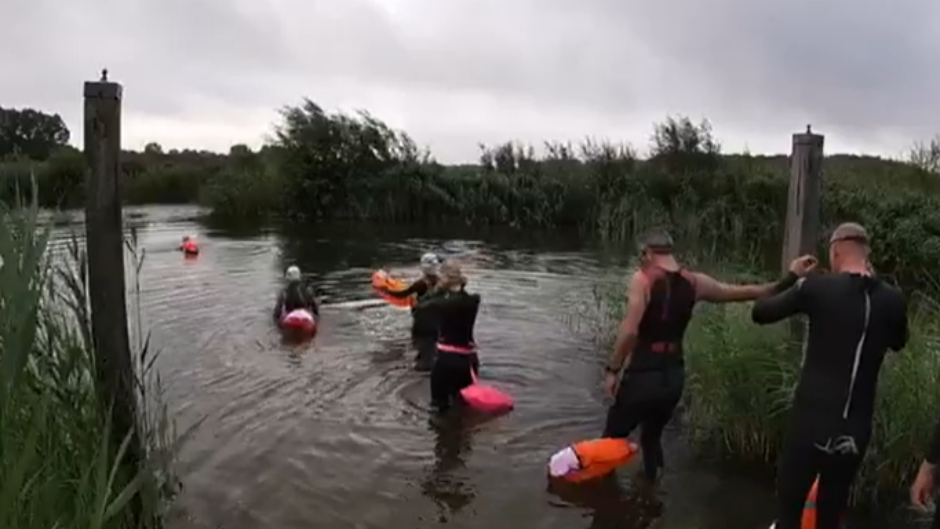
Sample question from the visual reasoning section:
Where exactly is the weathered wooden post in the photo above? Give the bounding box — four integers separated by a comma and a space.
782, 125, 824, 344
781, 125, 824, 273
84, 70, 140, 483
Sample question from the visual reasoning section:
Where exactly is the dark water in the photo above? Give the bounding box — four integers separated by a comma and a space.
44, 206, 927, 529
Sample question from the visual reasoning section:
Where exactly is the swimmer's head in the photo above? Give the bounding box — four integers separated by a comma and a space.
638, 229, 674, 265
420, 252, 442, 277
828, 222, 870, 273
285, 265, 302, 282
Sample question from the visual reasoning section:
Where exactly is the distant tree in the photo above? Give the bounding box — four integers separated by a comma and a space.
229, 143, 252, 156
649, 115, 721, 174
0, 106, 70, 160
143, 142, 164, 155
909, 135, 940, 175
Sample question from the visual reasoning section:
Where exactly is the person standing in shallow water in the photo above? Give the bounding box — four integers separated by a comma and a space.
416, 262, 481, 413
602, 230, 817, 485
378, 253, 443, 371
752, 222, 908, 529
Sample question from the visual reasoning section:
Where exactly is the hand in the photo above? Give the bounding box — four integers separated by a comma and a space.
788, 255, 818, 277
911, 460, 936, 511
604, 371, 619, 399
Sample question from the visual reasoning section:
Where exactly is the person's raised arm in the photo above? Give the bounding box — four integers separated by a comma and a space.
605, 271, 650, 373
750, 274, 808, 324
382, 279, 427, 299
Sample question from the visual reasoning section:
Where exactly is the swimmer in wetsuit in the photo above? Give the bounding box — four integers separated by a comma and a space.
378, 253, 443, 371
417, 261, 480, 413
910, 417, 940, 529
603, 230, 816, 484
272, 265, 319, 322
752, 223, 908, 529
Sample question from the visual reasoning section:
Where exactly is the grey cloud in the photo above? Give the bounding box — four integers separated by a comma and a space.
1, 0, 937, 156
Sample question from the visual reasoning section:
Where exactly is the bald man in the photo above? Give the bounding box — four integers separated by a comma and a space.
752, 223, 909, 529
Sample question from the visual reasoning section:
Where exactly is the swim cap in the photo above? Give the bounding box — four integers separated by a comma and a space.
420, 253, 442, 275
639, 229, 674, 254
285, 265, 301, 282
829, 222, 869, 245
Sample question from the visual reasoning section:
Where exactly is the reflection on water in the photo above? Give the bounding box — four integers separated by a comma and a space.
40, 205, 915, 529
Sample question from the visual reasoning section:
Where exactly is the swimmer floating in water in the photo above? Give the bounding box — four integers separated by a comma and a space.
272, 265, 319, 323
377, 252, 443, 372
179, 235, 199, 254
602, 230, 816, 485
752, 223, 908, 529
416, 261, 480, 413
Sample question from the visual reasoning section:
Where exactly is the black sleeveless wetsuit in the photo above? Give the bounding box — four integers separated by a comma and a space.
603, 266, 697, 481
752, 272, 908, 529
420, 289, 481, 412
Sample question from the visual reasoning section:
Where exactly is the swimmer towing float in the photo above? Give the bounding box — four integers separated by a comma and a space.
279, 308, 317, 338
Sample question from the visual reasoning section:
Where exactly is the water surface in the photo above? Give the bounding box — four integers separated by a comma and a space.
46, 206, 924, 529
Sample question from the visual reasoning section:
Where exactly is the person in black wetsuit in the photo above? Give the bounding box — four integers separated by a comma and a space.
910, 418, 940, 529
417, 261, 481, 413
602, 230, 816, 484
272, 265, 319, 322
751, 222, 909, 529
378, 252, 443, 371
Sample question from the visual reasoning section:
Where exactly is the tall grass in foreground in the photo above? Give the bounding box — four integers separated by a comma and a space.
0, 194, 183, 529
588, 272, 940, 505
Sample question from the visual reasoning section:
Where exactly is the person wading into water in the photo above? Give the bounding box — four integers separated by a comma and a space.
752, 222, 908, 529
378, 253, 444, 371
416, 261, 481, 413
603, 230, 817, 484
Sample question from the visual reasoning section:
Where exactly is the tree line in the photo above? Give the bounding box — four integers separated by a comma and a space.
2, 101, 940, 291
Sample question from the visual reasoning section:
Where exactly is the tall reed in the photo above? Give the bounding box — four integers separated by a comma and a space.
0, 190, 183, 529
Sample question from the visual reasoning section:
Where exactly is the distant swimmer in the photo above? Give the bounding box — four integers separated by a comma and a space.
179, 235, 199, 255
752, 223, 908, 529
602, 230, 816, 484
273, 265, 319, 323
376, 252, 443, 371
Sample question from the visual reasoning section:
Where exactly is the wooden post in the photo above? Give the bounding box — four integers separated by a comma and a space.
84, 73, 140, 486
782, 126, 824, 345
781, 125, 824, 273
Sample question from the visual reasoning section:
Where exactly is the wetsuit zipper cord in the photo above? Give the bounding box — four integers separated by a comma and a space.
842, 292, 871, 419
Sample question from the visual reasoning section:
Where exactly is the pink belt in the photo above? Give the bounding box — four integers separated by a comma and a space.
437, 343, 476, 354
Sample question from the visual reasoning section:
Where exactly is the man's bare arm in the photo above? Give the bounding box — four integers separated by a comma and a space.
606, 271, 649, 372
692, 272, 795, 303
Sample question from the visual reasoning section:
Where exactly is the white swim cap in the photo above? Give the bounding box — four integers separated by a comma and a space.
420, 253, 442, 275
285, 265, 301, 282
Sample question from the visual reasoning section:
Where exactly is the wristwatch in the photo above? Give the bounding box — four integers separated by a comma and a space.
604, 365, 619, 374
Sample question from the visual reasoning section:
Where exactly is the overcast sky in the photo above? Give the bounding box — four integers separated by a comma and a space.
2, 0, 938, 162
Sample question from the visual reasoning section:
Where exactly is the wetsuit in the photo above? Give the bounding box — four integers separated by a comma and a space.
603, 266, 697, 481
419, 288, 481, 412
273, 282, 318, 322
384, 278, 439, 371
751, 272, 908, 529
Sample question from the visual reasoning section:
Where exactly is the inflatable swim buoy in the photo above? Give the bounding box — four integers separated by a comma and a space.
180, 238, 199, 256
460, 366, 513, 414
280, 308, 317, 336
371, 270, 415, 308
547, 438, 639, 483
767, 477, 843, 529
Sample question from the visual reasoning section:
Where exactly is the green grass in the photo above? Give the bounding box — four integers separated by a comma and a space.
0, 191, 183, 529
589, 267, 940, 506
